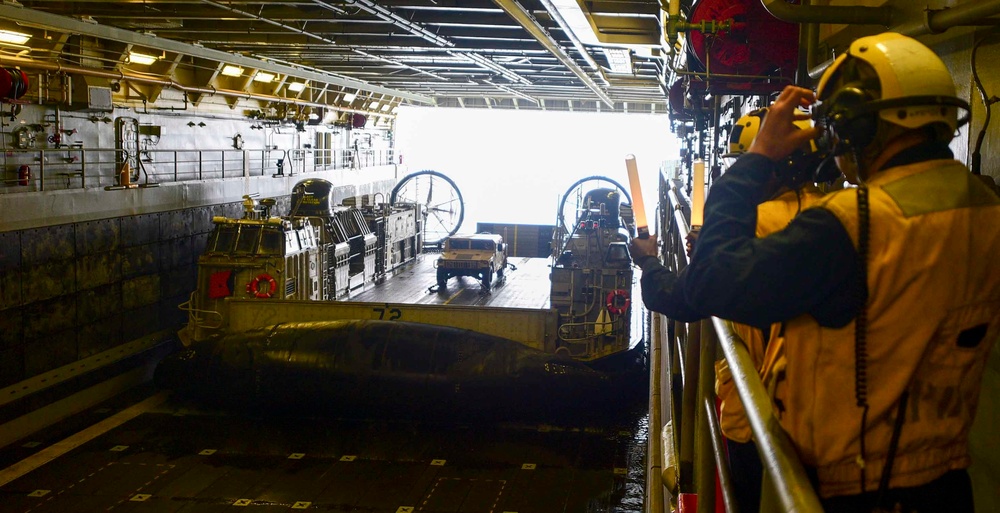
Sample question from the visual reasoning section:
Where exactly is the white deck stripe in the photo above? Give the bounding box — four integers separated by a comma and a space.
0, 391, 170, 488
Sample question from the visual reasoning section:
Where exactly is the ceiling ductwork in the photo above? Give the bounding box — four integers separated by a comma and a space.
1, 0, 668, 113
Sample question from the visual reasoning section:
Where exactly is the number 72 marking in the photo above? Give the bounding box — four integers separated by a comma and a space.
373, 305, 402, 320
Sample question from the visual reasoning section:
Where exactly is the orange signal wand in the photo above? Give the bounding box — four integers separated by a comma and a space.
625, 154, 649, 239
691, 159, 705, 228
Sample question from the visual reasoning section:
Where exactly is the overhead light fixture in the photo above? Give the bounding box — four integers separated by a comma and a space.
221, 65, 244, 77
368, 101, 379, 110
380, 104, 391, 112
253, 71, 275, 83
0, 30, 31, 45
127, 51, 158, 66
343, 92, 356, 102
603, 48, 633, 74
287, 82, 306, 92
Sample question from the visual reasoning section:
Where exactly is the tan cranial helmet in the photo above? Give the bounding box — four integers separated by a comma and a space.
814, 32, 967, 150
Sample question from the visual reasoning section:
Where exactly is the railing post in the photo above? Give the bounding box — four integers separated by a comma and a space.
648, 313, 666, 513
702, 324, 742, 513
678, 319, 700, 493
694, 320, 716, 513
38, 150, 44, 191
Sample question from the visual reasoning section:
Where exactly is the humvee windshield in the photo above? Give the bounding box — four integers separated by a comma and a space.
448, 239, 494, 250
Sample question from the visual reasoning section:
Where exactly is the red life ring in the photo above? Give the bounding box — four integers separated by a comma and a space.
606, 289, 630, 315
247, 273, 277, 298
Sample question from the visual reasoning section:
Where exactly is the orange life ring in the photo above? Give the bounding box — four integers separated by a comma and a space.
247, 273, 277, 298
606, 289, 630, 315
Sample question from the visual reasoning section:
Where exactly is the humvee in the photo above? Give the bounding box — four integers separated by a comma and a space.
436, 233, 507, 291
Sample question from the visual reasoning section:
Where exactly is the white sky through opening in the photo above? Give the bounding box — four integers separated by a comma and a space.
394, 106, 680, 233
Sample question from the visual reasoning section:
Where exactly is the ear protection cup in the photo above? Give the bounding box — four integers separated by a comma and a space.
825, 85, 878, 151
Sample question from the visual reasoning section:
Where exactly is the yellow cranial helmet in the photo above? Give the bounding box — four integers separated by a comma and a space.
814, 32, 967, 150
726, 106, 829, 184
726, 107, 817, 158
726, 108, 767, 157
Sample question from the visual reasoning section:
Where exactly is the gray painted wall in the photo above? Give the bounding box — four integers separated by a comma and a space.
0, 97, 401, 422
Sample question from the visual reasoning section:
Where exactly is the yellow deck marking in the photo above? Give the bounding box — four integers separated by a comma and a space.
442, 289, 463, 305
0, 391, 170, 488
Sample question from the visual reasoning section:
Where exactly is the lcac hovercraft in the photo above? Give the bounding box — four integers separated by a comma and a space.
158, 174, 647, 422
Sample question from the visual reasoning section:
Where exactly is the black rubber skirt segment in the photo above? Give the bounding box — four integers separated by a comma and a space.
155, 319, 649, 422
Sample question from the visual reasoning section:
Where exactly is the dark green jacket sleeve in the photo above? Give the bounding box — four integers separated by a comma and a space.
679, 153, 863, 328
634, 254, 704, 322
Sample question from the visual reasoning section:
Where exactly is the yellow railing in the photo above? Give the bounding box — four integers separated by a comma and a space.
645, 169, 823, 513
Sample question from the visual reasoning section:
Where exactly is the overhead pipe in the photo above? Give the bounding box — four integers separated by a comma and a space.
199, 0, 337, 45
895, 0, 1000, 36
485, 80, 540, 104
760, 0, 893, 27
0, 3, 428, 104
351, 49, 449, 81
492, 0, 615, 107
0, 55, 391, 119
336, 0, 530, 84
535, 0, 610, 85
337, 0, 454, 47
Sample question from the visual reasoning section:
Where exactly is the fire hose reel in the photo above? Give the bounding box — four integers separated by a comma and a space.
687, 0, 799, 79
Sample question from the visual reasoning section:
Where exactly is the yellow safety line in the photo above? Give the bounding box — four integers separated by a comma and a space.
0, 391, 171, 488
442, 288, 463, 305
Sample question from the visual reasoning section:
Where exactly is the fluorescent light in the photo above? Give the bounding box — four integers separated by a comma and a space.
603, 48, 633, 74
0, 30, 30, 45
221, 65, 244, 77
343, 92, 356, 102
368, 101, 379, 110
253, 71, 275, 83
380, 104, 391, 112
287, 82, 306, 92
128, 51, 158, 65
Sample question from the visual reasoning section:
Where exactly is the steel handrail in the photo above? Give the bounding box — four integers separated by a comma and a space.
0, 147, 397, 194
711, 317, 824, 513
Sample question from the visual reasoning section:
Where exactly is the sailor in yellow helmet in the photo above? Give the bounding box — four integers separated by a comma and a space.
717, 106, 828, 513
650, 32, 999, 512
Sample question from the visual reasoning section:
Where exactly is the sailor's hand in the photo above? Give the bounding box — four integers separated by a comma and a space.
685, 231, 699, 259
629, 233, 659, 260
749, 86, 822, 162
